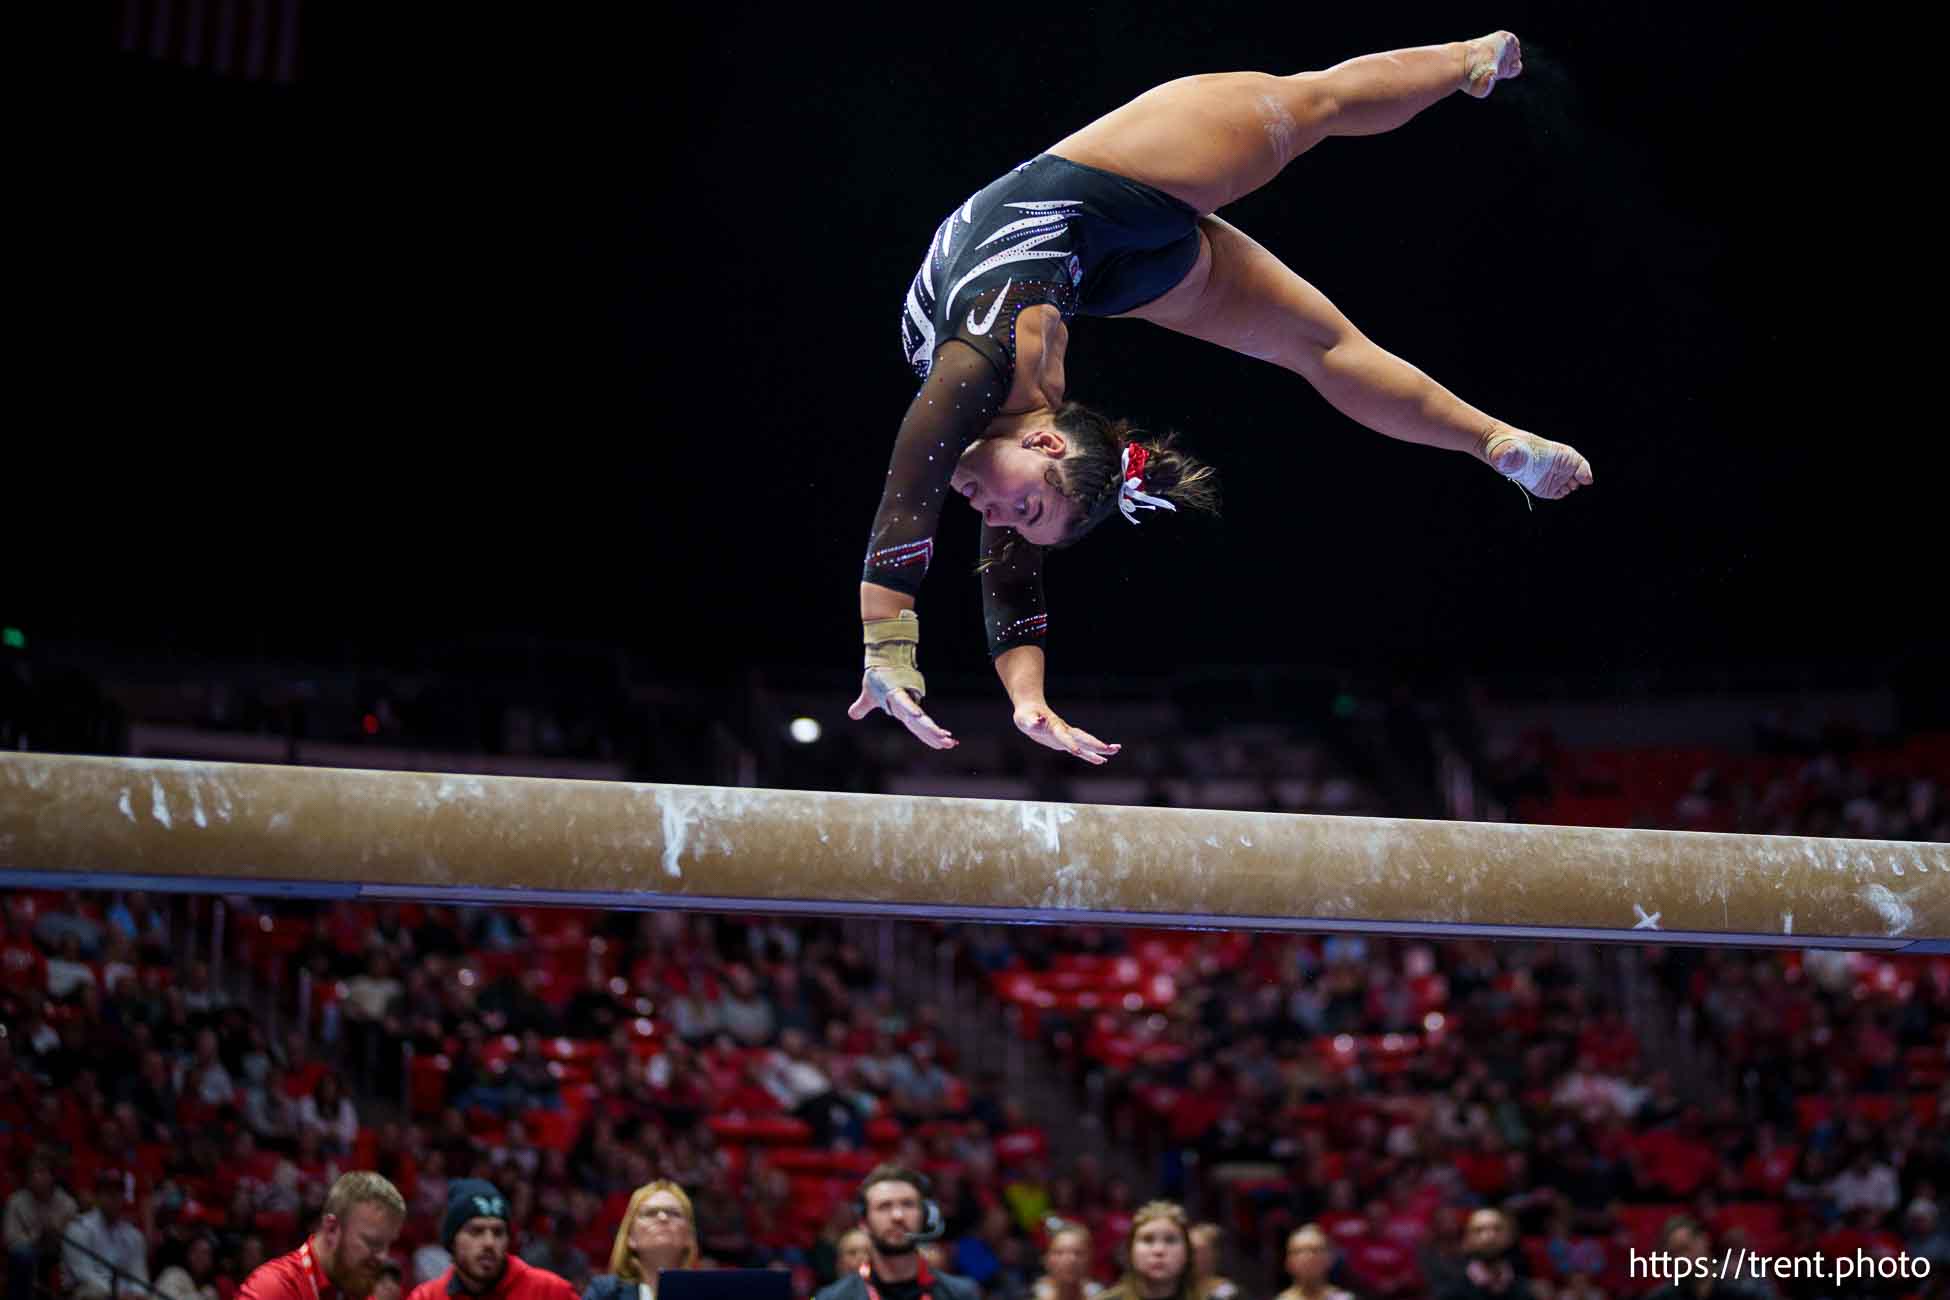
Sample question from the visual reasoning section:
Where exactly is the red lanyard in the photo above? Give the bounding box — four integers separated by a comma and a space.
860, 1259, 932, 1300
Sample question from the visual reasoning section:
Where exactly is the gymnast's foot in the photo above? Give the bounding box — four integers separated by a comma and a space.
1463, 32, 1522, 98
1484, 426, 1593, 499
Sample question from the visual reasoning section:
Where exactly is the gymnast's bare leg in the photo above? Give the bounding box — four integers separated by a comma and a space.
1048, 34, 1592, 499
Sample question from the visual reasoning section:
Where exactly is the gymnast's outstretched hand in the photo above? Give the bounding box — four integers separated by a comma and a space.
1014, 701, 1120, 766
848, 672, 959, 751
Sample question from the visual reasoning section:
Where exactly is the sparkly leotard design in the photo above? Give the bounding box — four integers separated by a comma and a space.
866, 154, 1202, 657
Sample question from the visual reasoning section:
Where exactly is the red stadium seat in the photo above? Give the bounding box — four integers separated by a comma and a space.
1905, 1047, 1948, 1089
707, 1115, 813, 1144
1615, 1204, 1688, 1250
522, 1108, 581, 1151
1712, 1202, 1785, 1253
408, 1054, 449, 1116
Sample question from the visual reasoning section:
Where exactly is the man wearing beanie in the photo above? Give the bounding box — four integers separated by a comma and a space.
407, 1180, 577, 1300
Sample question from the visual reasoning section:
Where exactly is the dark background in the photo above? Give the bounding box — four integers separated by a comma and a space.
51, 4, 1936, 700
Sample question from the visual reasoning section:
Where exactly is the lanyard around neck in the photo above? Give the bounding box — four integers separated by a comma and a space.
297, 1240, 329, 1300
861, 1259, 933, 1300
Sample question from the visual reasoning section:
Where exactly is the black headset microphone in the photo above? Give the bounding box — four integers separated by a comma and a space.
855, 1172, 947, 1245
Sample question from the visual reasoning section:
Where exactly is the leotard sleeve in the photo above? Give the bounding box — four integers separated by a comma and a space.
864, 275, 1062, 597
979, 522, 1048, 658
860, 338, 1009, 596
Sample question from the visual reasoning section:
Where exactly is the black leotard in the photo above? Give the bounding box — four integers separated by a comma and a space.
864, 154, 1200, 657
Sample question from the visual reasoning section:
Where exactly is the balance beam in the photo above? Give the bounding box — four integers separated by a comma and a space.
3, 753, 1944, 950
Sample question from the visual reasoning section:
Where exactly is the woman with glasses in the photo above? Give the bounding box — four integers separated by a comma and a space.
585, 1183, 702, 1300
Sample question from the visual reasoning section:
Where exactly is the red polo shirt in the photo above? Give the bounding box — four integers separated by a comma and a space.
240, 1237, 352, 1300
407, 1255, 578, 1300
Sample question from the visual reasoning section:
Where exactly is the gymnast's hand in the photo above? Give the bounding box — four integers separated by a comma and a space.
848, 672, 958, 751
1013, 701, 1120, 766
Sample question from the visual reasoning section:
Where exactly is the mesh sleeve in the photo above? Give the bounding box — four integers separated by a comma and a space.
861, 339, 1008, 597
980, 522, 1048, 657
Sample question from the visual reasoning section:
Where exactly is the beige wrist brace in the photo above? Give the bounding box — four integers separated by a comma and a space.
862, 611, 925, 706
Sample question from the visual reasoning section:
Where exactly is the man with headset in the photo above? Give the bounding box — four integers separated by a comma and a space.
814, 1168, 981, 1300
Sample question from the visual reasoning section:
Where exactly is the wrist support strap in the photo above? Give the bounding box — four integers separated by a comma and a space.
863, 611, 925, 707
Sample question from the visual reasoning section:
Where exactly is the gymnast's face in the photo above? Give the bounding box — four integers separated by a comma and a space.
951, 430, 1074, 545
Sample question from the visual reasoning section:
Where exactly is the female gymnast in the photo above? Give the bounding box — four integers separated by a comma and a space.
850, 34, 1593, 763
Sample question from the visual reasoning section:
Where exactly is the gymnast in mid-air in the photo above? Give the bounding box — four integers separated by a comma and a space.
850, 33, 1593, 763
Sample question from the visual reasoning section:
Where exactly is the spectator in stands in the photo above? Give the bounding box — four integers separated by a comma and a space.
1186, 1224, 1237, 1300
856, 1034, 905, 1097
33, 891, 105, 958
62, 1172, 150, 1300
949, 1205, 1017, 1294
1097, 1203, 1195, 1300
1272, 1226, 1351, 1300
179, 1028, 240, 1109
225, 1237, 267, 1300
769, 965, 819, 1040
298, 1072, 361, 1154
344, 953, 405, 1077
224, 1129, 299, 1223
1032, 1223, 1102, 1300
668, 983, 724, 1044
1429, 1209, 1529, 1300
105, 891, 170, 960
6, 1152, 79, 1299
245, 1064, 302, 1150
1824, 1147, 1901, 1218
1548, 1052, 1642, 1120
288, 1125, 347, 1209
47, 932, 100, 1002
644, 1038, 712, 1131
837, 1230, 872, 1278
584, 1180, 700, 1300
1905, 1198, 1950, 1277
157, 1233, 224, 1300
1540, 1207, 1605, 1288
562, 961, 623, 1040
373, 1259, 405, 1300
407, 1179, 578, 1300
1341, 1203, 1418, 1298
888, 1040, 957, 1125
745, 1165, 802, 1262
505, 1031, 565, 1113
237, 1171, 405, 1300
719, 965, 777, 1046
181, 961, 230, 1016
413, 1237, 455, 1291
100, 931, 141, 998
1002, 1162, 1053, 1239
1640, 1218, 1770, 1300
412, 1150, 453, 1222
814, 1167, 981, 1300
479, 970, 555, 1038
761, 1027, 865, 1146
